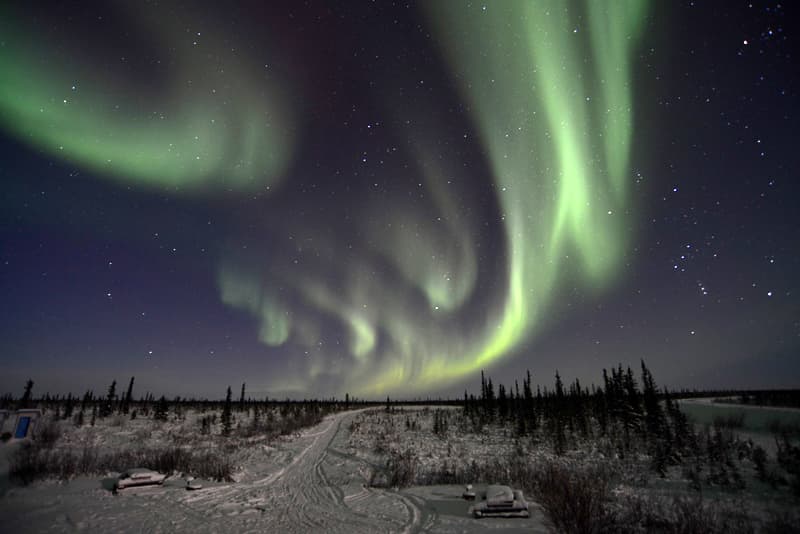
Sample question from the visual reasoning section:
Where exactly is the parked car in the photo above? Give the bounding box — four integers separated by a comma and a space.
114, 468, 167, 493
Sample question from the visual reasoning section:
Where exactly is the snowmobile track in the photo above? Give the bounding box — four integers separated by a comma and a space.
176, 410, 425, 533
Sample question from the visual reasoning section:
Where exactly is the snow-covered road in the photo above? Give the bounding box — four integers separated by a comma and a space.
177, 409, 425, 532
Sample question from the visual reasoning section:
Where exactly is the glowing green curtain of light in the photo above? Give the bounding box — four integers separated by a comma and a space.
363, 0, 650, 394
0, 7, 293, 193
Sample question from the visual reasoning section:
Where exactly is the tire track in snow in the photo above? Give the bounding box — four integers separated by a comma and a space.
178, 410, 422, 533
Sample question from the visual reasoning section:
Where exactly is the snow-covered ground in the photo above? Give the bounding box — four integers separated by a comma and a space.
5, 402, 797, 532
344, 406, 800, 532
0, 409, 548, 533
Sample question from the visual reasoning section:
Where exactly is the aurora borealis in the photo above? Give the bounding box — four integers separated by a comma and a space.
2, 1, 798, 399
0, 8, 293, 193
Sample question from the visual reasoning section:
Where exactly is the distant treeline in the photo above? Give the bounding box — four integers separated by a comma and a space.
3, 373, 798, 417
718, 390, 800, 409
0, 378, 389, 415
457, 362, 692, 467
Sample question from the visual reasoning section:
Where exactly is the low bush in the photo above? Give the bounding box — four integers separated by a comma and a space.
670, 497, 752, 534
530, 460, 615, 534
8, 442, 50, 485
35, 417, 62, 449
614, 494, 753, 534
9, 443, 233, 485
385, 448, 419, 488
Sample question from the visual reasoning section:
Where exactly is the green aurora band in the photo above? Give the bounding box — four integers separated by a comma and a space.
0, 6, 293, 193
336, 0, 645, 395
359, 0, 649, 394
211, 0, 649, 397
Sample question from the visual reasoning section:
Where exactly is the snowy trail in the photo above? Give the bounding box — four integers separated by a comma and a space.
176, 410, 423, 533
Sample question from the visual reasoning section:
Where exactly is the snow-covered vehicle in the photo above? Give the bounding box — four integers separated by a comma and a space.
462, 484, 476, 500
185, 476, 203, 491
113, 468, 167, 492
471, 485, 529, 518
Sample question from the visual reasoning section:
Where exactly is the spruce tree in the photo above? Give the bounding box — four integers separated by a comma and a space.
123, 376, 135, 414
620, 367, 642, 450
20, 379, 34, 409
498, 384, 508, 420
552, 371, 567, 454
250, 403, 261, 433
221, 386, 233, 436
523, 369, 536, 431
641, 360, 666, 440
81, 390, 92, 413
101, 380, 116, 418
154, 395, 169, 421
485, 378, 495, 418
63, 393, 74, 419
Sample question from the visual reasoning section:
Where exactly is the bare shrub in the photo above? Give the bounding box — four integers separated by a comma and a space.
102, 446, 233, 481
611, 494, 673, 533
35, 417, 62, 449
9, 442, 49, 484
191, 451, 233, 481
237, 405, 326, 440
530, 460, 615, 534
775, 435, 800, 496
10, 444, 80, 483
696, 427, 747, 489
670, 497, 753, 534
386, 449, 419, 488
612, 494, 754, 534
751, 445, 767, 480
10, 443, 233, 484
78, 446, 98, 474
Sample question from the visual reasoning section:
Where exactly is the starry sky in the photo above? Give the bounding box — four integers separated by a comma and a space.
1, 1, 798, 400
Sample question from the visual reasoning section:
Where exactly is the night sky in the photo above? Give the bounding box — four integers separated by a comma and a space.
1, 1, 798, 400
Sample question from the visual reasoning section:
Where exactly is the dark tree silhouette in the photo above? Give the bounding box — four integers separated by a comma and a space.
20, 379, 34, 409
221, 386, 233, 436
122, 376, 135, 414
100, 379, 116, 418
154, 395, 169, 421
